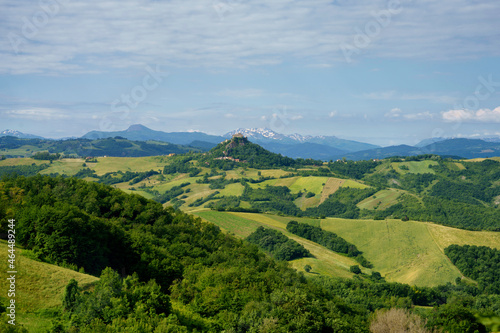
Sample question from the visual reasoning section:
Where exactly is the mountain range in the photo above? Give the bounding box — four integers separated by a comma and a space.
3, 125, 500, 160
0, 129, 44, 139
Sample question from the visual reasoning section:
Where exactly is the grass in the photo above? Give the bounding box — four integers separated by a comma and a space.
320, 218, 461, 286
392, 161, 438, 175
0, 240, 98, 332
218, 183, 245, 197
194, 210, 262, 238
288, 176, 329, 194
426, 223, 500, 250
40, 158, 86, 176
320, 218, 500, 287
195, 210, 363, 278
341, 179, 370, 189
295, 195, 321, 210
357, 189, 403, 210
445, 162, 466, 171
320, 178, 344, 203
0, 158, 48, 167
87, 156, 166, 175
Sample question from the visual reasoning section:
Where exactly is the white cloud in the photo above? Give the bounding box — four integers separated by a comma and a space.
403, 111, 435, 120
442, 107, 500, 122
385, 107, 401, 118
5, 108, 71, 120
1, 0, 499, 74
385, 108, 436, 120
328, 111, 337, 118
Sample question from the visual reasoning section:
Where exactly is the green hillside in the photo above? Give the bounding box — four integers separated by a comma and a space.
195, 210, 500, 287
0, 241, 98, 332
0, 136, 198, 158
1, 170, 500, 332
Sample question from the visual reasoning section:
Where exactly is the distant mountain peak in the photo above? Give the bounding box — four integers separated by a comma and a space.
126, 124, 151, 132
1, 129, 44, 139
223, 128, 377, 152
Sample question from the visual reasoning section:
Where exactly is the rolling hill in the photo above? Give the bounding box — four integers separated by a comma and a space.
0, 136, 199, 158
2, 146, 500, 331
82, 124, 225, 145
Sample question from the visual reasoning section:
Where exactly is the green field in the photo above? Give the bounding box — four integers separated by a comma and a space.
194, 210, 500, 287
357, 188, 403, 210
195, 210, 366, 278
392, 160, 438, 174
0, 158, 48, 167
341, 179, 370, 189
320, 218, 500, 287
0, 241, 98, 332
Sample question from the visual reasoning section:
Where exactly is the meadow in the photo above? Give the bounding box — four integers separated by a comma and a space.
194, 210, 500, 287
0, 240, 98, 332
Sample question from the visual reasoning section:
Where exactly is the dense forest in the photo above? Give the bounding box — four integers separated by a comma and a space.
1, 175, 499, 332
246, 226, 312, 261
204, 136, 323, 169
445, 245, 500, 294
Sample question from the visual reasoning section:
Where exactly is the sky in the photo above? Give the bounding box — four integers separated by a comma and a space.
1, 0, 500, 146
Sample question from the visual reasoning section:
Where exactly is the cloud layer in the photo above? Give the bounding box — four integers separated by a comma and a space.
443, 107, 500, 122
1, 0, 499, 74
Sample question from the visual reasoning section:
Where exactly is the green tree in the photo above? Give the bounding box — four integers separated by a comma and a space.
63, 279, 79, 311
350, 265, 362, 274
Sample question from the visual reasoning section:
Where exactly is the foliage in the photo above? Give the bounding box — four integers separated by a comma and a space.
246, 226, 312, 261
350, 265, 362, 274
426, 303, 487, 333
205, 136, 322, 169
32, 152, 61, 161
445, 245, 500, 294
64, 269, 171, 330
286, 220, 373, 267
328, 160, 380, 179
306, 187, 376, 219
0, 164, 50, 178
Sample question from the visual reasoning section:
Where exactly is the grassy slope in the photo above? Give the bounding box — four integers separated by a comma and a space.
357, 188, 403, 210
194, 210, 360, 278
0, 240, 98, 332
392, 160, 438, 175
320, 218, 500, 287
320, 178, 344, 203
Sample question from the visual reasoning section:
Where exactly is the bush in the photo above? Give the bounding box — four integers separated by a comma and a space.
350, 265, 361, 274
370, 308, 437, 333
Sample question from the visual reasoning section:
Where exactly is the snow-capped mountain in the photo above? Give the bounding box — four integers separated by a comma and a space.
224, 128, 379, 152
225, 128, 293, 142
1, 129, 44, 139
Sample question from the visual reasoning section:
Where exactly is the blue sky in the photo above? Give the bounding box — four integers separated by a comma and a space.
1, 0, 500, 146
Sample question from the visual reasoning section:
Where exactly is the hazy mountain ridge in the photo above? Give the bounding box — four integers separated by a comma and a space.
1, 129, 44, 139
224, 127, 379, 152
83, 124, 226, 145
